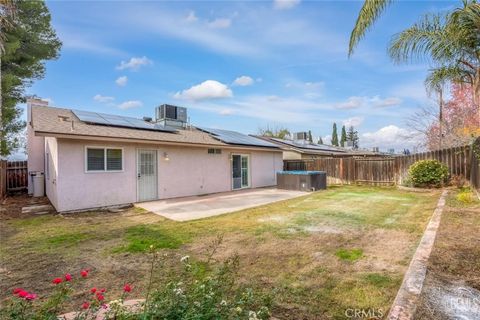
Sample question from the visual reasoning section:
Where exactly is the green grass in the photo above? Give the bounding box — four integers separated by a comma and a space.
0, 185, 442, 318
112, 225, 188, 252
46, 232, 91, 247
335, 248, 364, 261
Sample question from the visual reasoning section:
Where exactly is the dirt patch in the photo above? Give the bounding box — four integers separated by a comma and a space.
355, 228, 415, 273
0, 194, 51, 220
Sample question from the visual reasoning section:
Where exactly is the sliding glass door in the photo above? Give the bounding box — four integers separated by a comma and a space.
232, 154, 249, 190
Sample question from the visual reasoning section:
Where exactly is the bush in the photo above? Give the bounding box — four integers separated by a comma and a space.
408, 160, 449, 188
456, 189, 475, 204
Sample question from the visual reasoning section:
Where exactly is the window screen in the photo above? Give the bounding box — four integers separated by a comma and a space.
87, 148, 105, 171
107, 149, 122, 171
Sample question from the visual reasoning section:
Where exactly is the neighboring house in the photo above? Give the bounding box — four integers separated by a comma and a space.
27, 99, 283, 212
255, 135, 386, 160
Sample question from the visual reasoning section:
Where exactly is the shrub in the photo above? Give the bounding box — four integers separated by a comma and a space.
408, 160, 449, 188
1, 247, 271, 319
456, 189, 475, 204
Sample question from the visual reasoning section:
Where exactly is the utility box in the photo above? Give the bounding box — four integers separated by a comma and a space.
31, 171, 45, 197
277, 171, 326, 191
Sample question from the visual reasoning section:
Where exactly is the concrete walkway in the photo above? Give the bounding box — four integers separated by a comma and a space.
135, 188, 308, 221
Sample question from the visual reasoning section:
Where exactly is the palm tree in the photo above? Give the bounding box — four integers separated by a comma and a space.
349, 0, 394, 56
389, 1, 480, 106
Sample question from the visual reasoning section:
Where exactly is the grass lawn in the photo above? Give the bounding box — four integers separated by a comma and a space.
0, 186, 441, 319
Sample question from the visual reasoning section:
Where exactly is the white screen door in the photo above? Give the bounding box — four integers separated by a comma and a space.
137, 149, 158, 201
232, 154, 249, 190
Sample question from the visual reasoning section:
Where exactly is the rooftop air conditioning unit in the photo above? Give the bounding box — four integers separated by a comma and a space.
155, 104, 188, 128
294, 132, 308, 141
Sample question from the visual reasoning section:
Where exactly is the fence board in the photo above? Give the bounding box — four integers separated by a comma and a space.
6, 160, 28, 192
284, 144, 476, 187
0, 160, 6, 199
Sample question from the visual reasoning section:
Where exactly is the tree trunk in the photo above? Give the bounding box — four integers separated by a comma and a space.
439, 88, 443, 150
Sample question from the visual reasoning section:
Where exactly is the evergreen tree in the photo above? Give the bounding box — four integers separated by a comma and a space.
1, 1, 62, 156
346, 126, 360, 149
308, 130, 313, 142
331, 123, 339, 146
318, 137, 323, 144
340, 125, 347, 147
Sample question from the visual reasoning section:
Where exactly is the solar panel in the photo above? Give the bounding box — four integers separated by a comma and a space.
270, 138, 346, 152
197, 127, 279, 148
72, 109, 177, 133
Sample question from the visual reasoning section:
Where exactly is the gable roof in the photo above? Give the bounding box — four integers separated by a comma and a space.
30, 105, 279, 150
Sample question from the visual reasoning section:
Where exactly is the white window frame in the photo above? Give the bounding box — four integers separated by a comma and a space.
85, 146, 124, 173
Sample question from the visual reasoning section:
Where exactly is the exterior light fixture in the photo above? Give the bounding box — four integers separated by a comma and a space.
164, 152, 169, 161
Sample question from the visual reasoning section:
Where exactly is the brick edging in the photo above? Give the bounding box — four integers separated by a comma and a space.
387, 190, 448, 320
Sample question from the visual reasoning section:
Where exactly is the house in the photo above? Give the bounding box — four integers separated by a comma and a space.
26, 99, 283, 212
255, 134, 387, 160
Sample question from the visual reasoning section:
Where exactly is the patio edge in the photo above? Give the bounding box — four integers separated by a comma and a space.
387, 189, 448, 320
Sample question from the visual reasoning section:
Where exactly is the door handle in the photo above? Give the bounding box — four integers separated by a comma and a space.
137, 173, 141, 179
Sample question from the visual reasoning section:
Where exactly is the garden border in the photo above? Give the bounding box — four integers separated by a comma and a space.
387, 190, 448, 320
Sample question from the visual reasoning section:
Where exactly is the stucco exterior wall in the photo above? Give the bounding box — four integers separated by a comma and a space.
44, 137, 59, 210
56, 140, 137, 212
53, 139, 282, 212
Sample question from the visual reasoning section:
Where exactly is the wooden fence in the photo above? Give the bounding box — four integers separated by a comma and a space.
470, 137, 480, 194
284, 144, 474, 186
0, 160, 6, 200
0, 160, 28, 199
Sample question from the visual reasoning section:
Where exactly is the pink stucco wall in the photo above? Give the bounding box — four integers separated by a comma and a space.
51, 139, 282, 212
44, 137, 59, 210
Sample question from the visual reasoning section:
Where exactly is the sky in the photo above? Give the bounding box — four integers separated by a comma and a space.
27, 0, 458, 152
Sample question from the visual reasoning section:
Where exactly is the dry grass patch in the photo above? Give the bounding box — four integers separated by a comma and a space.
0, 186, 440, 318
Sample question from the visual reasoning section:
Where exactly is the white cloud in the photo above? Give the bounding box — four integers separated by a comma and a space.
342, 117, 364, 127
219, 109, 234, 116
117, 100, 143, 109
185, 10, 198, 23
116, 56, 153, 71
361, 125, 421, 151
371, 96, 402, 108
233, 76, 254, 86
207, 18, 231, 29
274, 0, 301, 10
335, 96, 365, 109
335, 96, 402, 109
43, 97, 54, 105
93, 94, 115, 103
115, 76, 128, 87
188, 94, 331, 124
174, 80, 233, 101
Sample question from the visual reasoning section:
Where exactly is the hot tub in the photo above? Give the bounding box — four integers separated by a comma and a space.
277, 171, 327, 191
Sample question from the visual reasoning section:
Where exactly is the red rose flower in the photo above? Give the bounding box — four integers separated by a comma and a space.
18, 290, 28, 298
65, 273, 72, 281
52, 277, 63, 285
82, 302, 90, 309
90, 287, 97, 294
13, 288, 23, 295
96, 294, 104, 301
123, 284, 132, 292
80, 270, 89, 278
100, 288, 106, 293
25, 293, 37, 300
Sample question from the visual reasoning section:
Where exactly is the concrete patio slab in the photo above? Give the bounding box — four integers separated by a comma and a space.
135, 188, 309, 221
